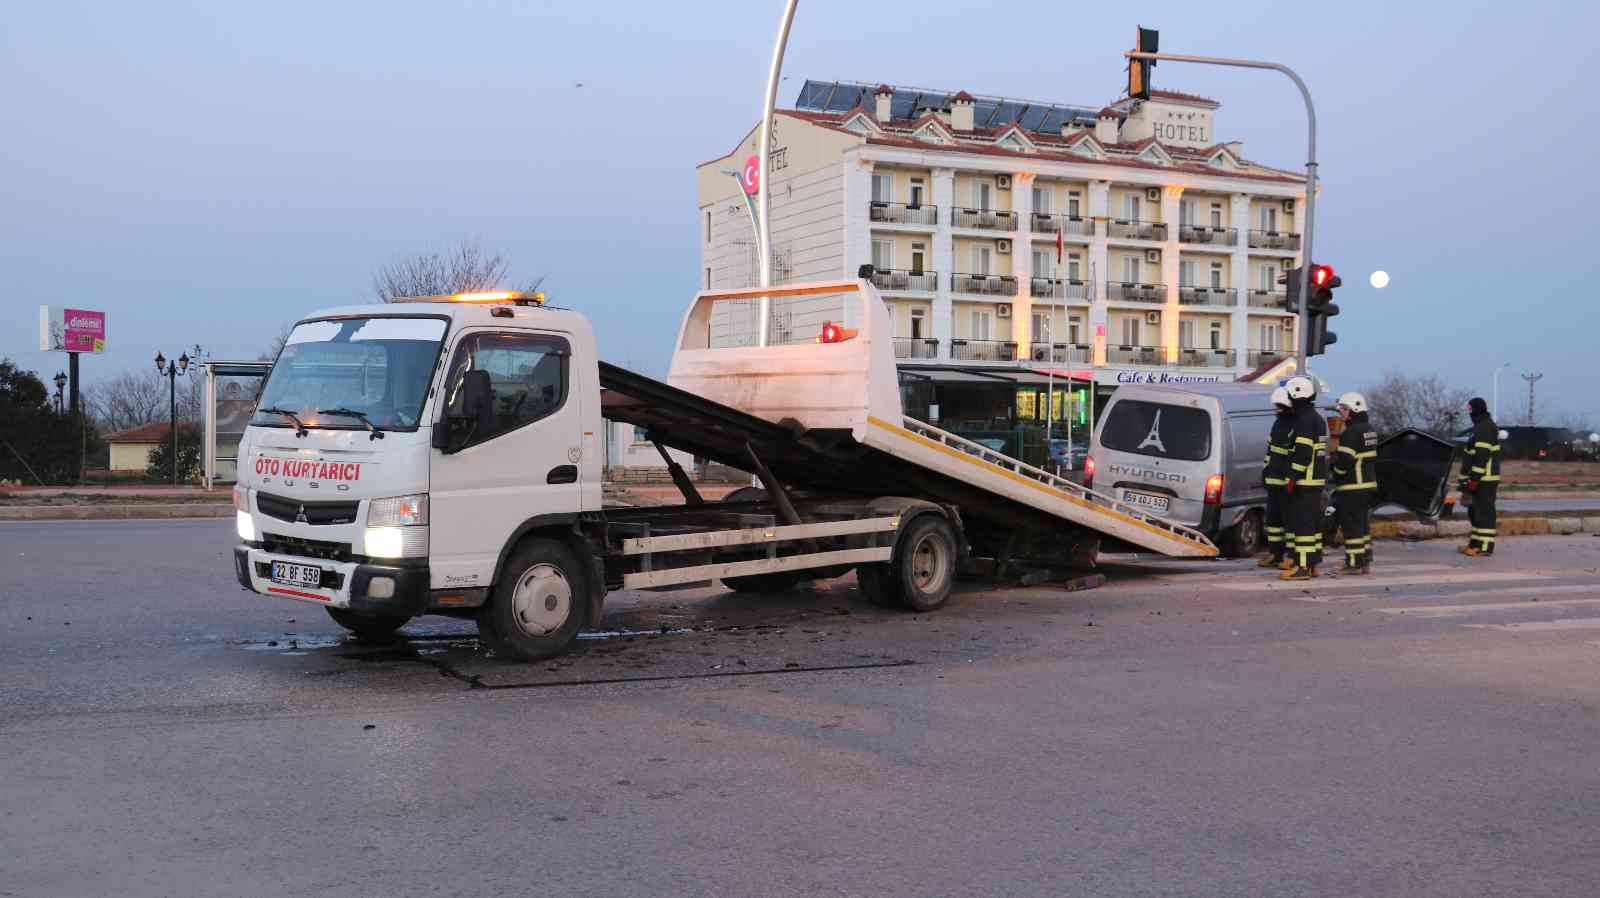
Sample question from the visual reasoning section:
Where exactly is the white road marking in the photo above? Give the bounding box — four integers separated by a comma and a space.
1240, 571, 1553, 598
1464, 618, 1600, 633
1376, 594, 1600, 618
1289, 579, 1590, 604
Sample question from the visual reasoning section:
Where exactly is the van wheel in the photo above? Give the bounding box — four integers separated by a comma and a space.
478, 538, 586, 661
1222, 510, 1263, 558
326, 608, 410, 642
720, 486, 812, 594
887, 516, 957, 612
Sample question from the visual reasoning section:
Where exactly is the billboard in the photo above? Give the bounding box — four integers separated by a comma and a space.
39, 306, 107, 353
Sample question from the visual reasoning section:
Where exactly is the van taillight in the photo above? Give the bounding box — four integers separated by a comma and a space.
1204, 473, 1225, 505
1083, 455, 1096, 490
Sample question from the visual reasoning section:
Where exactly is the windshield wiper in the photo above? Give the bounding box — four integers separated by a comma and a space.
259, 406, 309, 437
316, 408, 386, 440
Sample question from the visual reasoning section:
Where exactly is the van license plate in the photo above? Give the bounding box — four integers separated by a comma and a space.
270, 561, 323, 588
1121, 491, 1170, 513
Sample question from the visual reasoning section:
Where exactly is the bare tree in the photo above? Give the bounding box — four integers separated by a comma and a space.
87, 368, 206, 433
259, 322, 294, 362
372, 239, 544, 303
1363, 370, 1472, 439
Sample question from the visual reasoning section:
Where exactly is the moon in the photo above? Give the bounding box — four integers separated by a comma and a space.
1369, 270, 1390, 289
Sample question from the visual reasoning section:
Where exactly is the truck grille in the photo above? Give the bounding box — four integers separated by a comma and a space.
260, 533, 353, 562
257, 492, 360, 526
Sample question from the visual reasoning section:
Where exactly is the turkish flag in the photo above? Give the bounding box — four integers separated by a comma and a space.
1055, 227, 1063, 263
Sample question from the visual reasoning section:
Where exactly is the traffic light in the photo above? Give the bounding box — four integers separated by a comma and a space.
1278, 265, 1302, 314
1306, 263, 1342, 355
1128, 27, 1159, 100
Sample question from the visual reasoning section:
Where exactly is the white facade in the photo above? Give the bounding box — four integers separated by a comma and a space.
698, 82, 1308, 384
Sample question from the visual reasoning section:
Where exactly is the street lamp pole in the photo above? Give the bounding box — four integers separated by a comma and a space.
1124, 49, 1318, 373
755, 0, 800, 346
155, 351, 191, 486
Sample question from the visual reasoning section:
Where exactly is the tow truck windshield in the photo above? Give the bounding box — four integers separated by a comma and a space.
251, 316, 447, 432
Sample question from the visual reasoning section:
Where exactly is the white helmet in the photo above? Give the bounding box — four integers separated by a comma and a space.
1337, 391, 1368, 414
1271, 387, 1291, 408
1285, 375, 1316, 401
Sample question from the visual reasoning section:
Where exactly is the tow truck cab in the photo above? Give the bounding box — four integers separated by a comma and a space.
232, 292, 605, 641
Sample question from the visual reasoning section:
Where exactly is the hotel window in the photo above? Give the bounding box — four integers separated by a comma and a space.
1260, 263, 1278, 292
1067, 252, 1082, 281
1210, 202, 1223, 228
871, 173, 892, 203
1123, 193, 1141, 221
1122, 256, 1141, 284
1032, 312, 1052, 343
1260, 205, 1278, 232
909, 242, 926, 274
1068, 315, 1083, 344
1259, 323, 1280, 351
1179, 260, 1196, 287
970, 309, 993, 340
1032, 185, 1051, 215
1032, 249, 1054, 280
1067, 191, 1082, 218
1179, 319, 1195, 349
1121, 317, 1141, 346
1180, 199, 1195, 226
704, 267, 712, 289
704, 210, 712, 245
909, 178, 925, 207
1210, 262, 1224, 289
1210, 321, 1223, 350
871, 239, 894, 271
971, 245, 992, 275
972, 181, 993, 210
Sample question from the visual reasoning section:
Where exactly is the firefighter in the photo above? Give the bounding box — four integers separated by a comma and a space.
1280, 375, 1328, 581
1331, 391, 1378, 574
1459, 396, 1502, 556
1258, 387, 1294, 569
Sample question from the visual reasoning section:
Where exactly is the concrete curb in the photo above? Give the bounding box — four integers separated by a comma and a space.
1373, 511, 1600, 542
0, 504, 233, 521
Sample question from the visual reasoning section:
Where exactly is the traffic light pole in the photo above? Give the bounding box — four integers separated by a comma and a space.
1124, 50, 1317, 373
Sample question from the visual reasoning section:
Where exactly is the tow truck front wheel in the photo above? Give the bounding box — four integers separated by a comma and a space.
325, 608, 410, 642
479, 539, 586, 661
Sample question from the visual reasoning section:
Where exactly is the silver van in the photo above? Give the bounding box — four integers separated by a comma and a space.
1087, 383, 1288, 556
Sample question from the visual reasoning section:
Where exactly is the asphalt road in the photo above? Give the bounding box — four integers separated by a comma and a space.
3, 519, 1599, 897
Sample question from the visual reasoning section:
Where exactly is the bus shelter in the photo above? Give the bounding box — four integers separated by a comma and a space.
200, 360, 270, 489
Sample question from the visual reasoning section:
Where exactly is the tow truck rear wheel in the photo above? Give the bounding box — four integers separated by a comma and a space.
325, 608, 410, 642
479, 538, 586, 661
862, 515, 956, 612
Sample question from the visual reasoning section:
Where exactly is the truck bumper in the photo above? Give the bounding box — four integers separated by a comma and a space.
233, 546, 431, 617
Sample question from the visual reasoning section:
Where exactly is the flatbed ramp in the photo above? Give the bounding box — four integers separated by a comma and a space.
599, 362, 1215, 560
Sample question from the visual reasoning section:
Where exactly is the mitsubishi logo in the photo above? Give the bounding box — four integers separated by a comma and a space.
1137, 411, 1167, 454
295, 504, 309, 524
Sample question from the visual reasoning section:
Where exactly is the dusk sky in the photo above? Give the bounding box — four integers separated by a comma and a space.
3, 1, 1594, 423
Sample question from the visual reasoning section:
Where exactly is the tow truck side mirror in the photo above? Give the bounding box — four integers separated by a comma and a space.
433, 370, 494, 454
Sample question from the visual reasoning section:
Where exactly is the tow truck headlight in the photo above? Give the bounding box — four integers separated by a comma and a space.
364, 526, 427, 559
368, 493, 429, 527
236, 510, 256, 542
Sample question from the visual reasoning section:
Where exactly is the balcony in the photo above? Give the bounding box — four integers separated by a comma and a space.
1028, 343, 1091, 364
951, 273, 1018, 297
1107, 219, 1168, 241
1248, 230, 1301, 251
1179, 286, 1237, 307
869, 268, 938, 293
1177, 348, 1237, 368
1106, 281, 1166, 304
894, 338, 940, 360
1030, 278, 1090, 301
951, 339, 1017, 362
951, 208, 1018, 231
1030, 213, 1094, 237
868, 201, 938, 227
1247, 289, 1289, 310
1108, 345, 1165, 365
1179, 224, 1237, 246
1247, 349, 1284, 368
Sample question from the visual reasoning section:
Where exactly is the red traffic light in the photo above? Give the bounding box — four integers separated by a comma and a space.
1311, 264, 1335, 288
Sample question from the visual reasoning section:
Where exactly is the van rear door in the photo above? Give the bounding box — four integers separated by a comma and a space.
1373, 428, 1455, 519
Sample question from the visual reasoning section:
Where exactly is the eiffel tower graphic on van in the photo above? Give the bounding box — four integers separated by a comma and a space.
1137, 411, 1167, 454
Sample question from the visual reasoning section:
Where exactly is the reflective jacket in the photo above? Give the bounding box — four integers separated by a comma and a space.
1332, 411, 1378, 492
1462, 413, 1502, 483
1264, 411, 1295, 487
1287, 401, 1329, 486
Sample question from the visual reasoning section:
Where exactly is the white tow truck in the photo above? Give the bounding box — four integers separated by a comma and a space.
231, 279, 1216, 660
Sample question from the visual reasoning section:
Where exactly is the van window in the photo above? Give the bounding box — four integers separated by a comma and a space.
1101, 399, 1211, 461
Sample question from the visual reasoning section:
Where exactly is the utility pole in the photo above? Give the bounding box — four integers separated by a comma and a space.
1520, 372, 1543, 426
